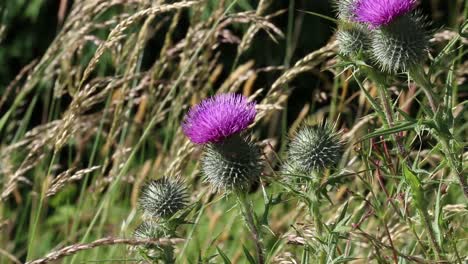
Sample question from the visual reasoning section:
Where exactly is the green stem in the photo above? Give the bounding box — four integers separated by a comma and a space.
363, 68, 445, 260
236, 192, 265, 264
310, 195, 324, 236
409, 67, 438, 114
376, 85, 408, 158
410, 67, 467, 198
418, 209, 443, 261
439, 137, 468, 198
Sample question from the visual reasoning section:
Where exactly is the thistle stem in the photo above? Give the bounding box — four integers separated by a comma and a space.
310, 194, 324, 236
409, 67, 438, 113
236, 192, 265, 264
439, 137, 468, 198
410, 67, 468, 198
418, 209, 443, 261
364, 69, 445, 260
376, 85, 408, 158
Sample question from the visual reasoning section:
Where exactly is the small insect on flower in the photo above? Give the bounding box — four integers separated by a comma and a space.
286, 122, 344, 175
139, 178, 189, 219
182, 93, 256, 144
354, 0, 417, 28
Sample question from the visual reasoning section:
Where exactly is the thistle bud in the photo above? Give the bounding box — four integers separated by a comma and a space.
134, 221, 168, 240
139, 178, 189, 219
201, 135, 262, 191
286, 122, 344, 175
335, 0, 357, 20
337, 25, 369, 57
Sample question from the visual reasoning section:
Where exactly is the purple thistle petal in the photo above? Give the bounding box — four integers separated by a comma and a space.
182, 93, 256, 144
354, 0, 417, 28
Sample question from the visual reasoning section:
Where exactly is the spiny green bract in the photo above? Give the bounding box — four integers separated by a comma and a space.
337, 25, 369, 57
139, 178, 189, 219
370, 13, 429, 73
335, 0, 357, 20
286, 123, 344, 175
201, 134, 262, 191
134, 221, 169, 240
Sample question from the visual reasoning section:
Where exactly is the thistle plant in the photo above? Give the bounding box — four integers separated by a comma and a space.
334, 0, 466, 260
134, 178, 189, 263
183, 93, 265, 264
182, 93, 261, 191
283, 121, 345, 244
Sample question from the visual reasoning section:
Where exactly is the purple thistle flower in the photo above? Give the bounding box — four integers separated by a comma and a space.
354, 0, 417, 28
182, 93, 256, 144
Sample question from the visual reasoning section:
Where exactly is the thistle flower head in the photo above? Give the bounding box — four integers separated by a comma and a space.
139, 178, 189, 219
354, 0, 417, 28
201, 135, 262, 192
286, 122, 344, 175
182, 93, 256, 144
370, 13, 429, 73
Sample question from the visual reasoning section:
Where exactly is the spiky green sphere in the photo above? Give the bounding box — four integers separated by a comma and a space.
286, 123, 344, 175
337, 25, 369, 57
370, 13, 429, 73
335, 0, 357, 20
201, 134, 262, 191
139, 178, 189, 219
134, 221, 168, 240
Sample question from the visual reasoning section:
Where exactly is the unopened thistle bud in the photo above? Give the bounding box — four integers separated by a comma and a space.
182, 93, 262, 191
337, 25, 369, 57
335, 0, 357, 20
353, 0, 429, 73
286, 122, 344, 175
139, 178, 189, 219
134, 221, 168, 240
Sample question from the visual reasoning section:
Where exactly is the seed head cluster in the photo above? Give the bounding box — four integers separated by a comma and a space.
139, 178, 189, 219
